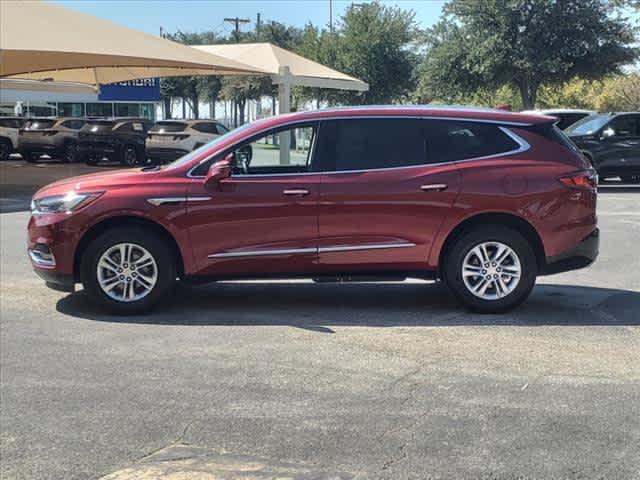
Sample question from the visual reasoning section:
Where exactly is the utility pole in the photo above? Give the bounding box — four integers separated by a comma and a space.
256, 13, 261, 36
329, 0, 333, 34
224, 16, 250, 42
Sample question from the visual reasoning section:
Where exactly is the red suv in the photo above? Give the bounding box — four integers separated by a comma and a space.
28, 106, 599, 314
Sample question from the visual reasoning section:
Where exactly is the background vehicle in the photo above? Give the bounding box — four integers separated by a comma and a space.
78, 118, 153, 166
521, 109, 596, 130
0, 117, 25, 160
18, 117, 86, 163
146, 120, 229, 163
566, 112, 640, 182
28, 107, 598, 315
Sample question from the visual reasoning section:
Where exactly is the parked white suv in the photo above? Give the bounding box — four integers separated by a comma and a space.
146, 120, 230, 163
0, 117, 26, 160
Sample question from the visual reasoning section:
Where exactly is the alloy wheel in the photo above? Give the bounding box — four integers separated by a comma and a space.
461, 241, 521, 300
0, 142, 10, 161
96, 243, 158, 302
64, 143, 77, 163
124, 147, 137, 166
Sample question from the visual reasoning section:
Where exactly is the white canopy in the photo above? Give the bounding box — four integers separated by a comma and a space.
0, 0, 263, 85
194, 43, 369, 92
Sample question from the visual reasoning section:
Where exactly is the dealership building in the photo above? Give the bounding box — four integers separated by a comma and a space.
0, 78, 160, 119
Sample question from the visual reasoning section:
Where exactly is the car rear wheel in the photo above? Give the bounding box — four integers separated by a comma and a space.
121, 145, 140, 166
81, 227, 176, 314
23, 152, 39, 163
441, 226, 537, 313
63, 142, 78, 163
0, 139, 11, 161
85, 155, 99, 166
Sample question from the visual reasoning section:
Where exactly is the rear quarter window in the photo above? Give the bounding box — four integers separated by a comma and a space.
425, 120, 520, 163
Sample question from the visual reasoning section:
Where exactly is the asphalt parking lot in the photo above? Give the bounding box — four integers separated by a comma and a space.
1, 159, 639, 479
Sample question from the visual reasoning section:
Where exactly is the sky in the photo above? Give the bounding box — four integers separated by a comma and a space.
51, 0, 448, 37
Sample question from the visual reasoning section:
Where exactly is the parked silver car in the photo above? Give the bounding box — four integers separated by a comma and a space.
0, 117, 26, 160
19, 117, 87, 163
146, 120, 229, 163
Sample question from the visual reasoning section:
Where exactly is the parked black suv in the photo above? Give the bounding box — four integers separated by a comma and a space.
18, 117, 86, 163
566, 112, 640, 182
78, 118, 153, 166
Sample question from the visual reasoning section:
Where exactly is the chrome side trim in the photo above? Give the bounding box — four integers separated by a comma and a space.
147, 196, 211, 206
208, 242, 416, 259
208, 247, 316, 258
318, 243, 416, 253
186, 116, 533, 178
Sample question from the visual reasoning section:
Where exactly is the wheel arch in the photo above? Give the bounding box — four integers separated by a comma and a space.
74, 215, 185, 281
438, 212, 546, 275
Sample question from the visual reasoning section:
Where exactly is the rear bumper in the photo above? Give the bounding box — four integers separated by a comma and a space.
19, 142, 63, 156
542, 228, 599, 275
146, 147, 189, 163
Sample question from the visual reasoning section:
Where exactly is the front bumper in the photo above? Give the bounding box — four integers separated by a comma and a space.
542, 228, 599, 275
32, 266, 75, 292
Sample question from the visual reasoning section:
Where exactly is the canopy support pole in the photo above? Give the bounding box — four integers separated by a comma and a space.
277, 66, 291, 165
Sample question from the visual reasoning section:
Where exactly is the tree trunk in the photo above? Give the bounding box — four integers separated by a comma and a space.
163, 97, 172, 119
181, 98, 186, 119
238, 99, 246, 125
192, 96, 199, 119
210, 96, 216, 120
516, 77, 538, 110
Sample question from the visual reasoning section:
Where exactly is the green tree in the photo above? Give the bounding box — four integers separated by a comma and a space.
420, 0, 638, 109
330, 2, 418, 105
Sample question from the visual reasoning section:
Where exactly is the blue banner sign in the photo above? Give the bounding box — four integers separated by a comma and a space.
98, 78, 160, 102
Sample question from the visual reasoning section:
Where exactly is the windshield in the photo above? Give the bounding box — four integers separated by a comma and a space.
165, 122, 254, 170
565, 114, 610, 135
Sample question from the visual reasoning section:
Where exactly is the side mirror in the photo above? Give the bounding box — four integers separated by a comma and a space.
602, 127, 615, 139
204, 155, 232, 189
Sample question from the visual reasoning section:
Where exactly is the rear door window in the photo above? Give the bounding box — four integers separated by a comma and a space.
425, 120, 520, 163
25, 119, 56, 130
191, 122, 219, 134
151, 122, 186, 133
315, 118, 427, 172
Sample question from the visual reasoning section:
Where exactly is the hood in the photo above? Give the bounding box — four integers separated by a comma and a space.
33, 167, 150, 199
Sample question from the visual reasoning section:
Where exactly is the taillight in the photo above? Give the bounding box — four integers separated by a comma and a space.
558, 170, 598, 191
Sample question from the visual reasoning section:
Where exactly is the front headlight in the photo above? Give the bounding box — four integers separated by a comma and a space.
31, 192, 103, 214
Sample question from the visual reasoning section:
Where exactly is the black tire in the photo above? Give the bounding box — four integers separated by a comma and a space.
85, 155, 99, 166
25, 152, 39, 163
0, 139, 11, 161
80, 227, 177, 314
120, 145, 140, 166
63, 141, 78, 163
441, 226, 537, 314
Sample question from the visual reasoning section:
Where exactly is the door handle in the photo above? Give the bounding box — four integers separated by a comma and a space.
420, 183, 448, 192
283, 189, 310, 196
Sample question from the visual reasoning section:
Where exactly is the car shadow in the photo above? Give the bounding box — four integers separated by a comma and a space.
56, 282, 640, 330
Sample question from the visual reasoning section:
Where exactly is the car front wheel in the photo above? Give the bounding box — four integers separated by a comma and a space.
121, 146, 140, 166
81, 227, 176, 314
442, 226, 537, 313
